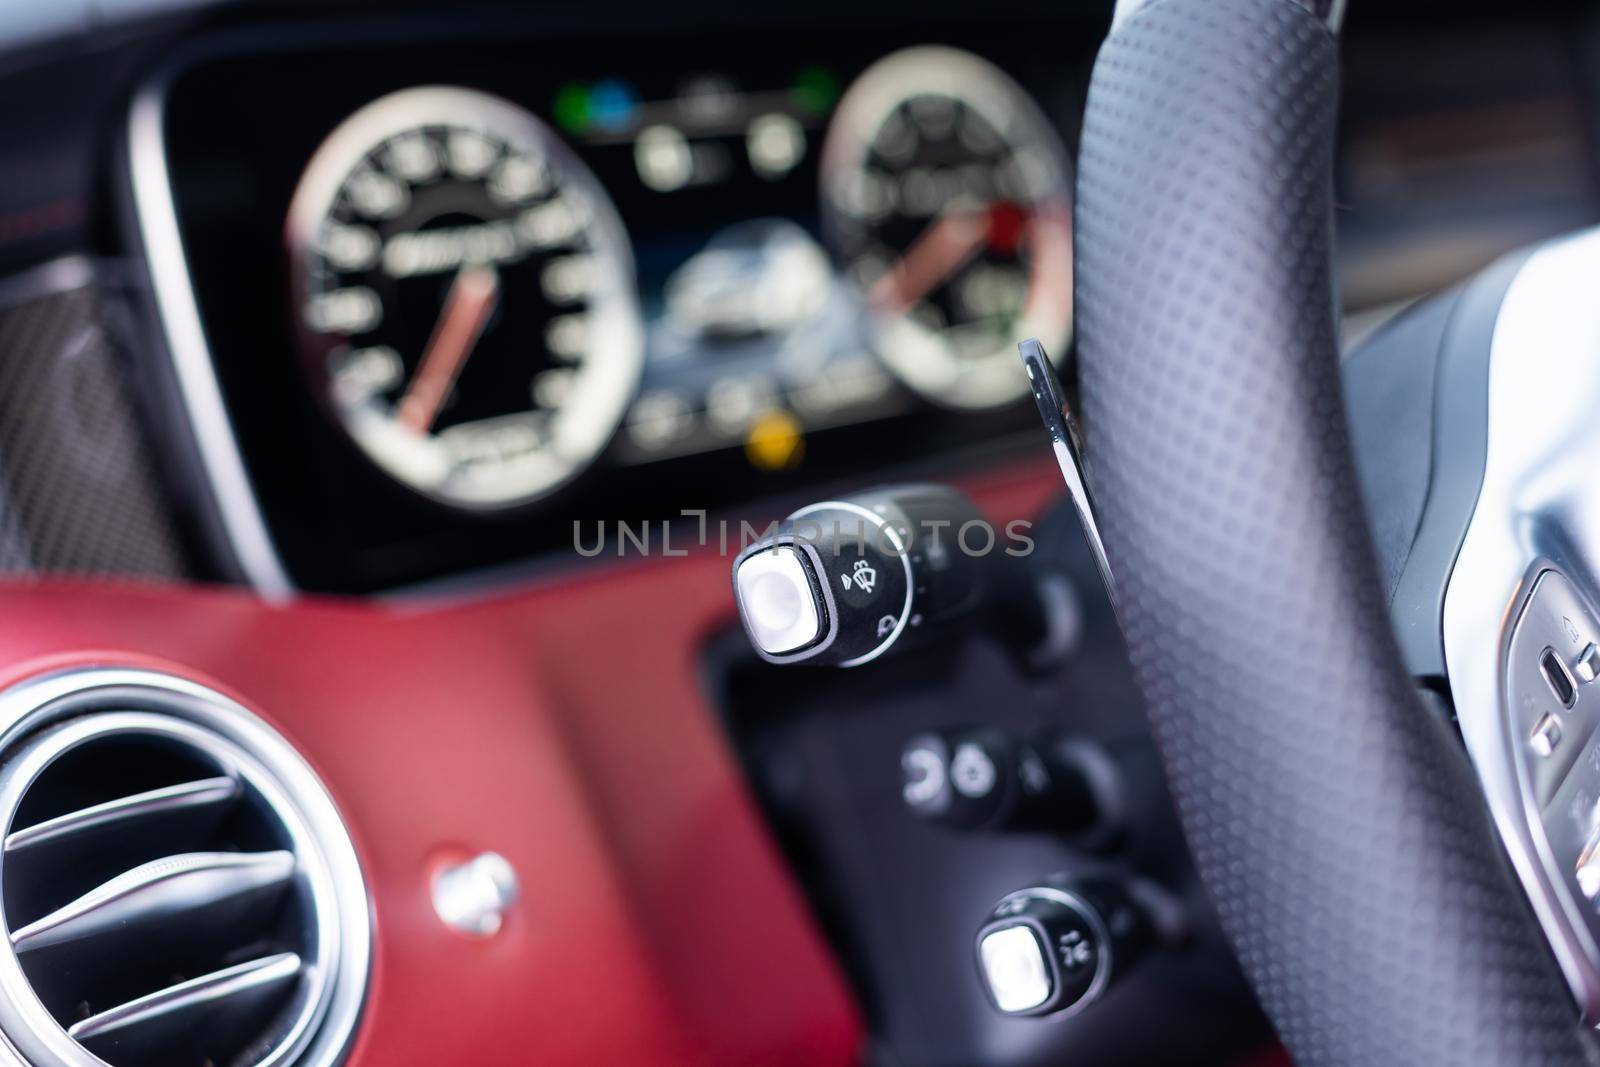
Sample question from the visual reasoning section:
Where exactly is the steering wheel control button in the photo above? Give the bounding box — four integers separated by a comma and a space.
735, 546, 824, 655
1506, 572, 1600, 809
1578, 835, 1600, 902
1530, 713, 1565, 759
432, 851, 520, 938
977, 925, 1053, 1013
976, 880, 1145, 1018
1502, 568, 1600, 1005
1578, 643, 1600, 684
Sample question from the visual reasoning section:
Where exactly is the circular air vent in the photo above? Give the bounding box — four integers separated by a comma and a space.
0, 670, 370, 1067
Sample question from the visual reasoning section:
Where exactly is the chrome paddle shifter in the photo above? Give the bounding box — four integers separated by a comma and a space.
1018, 338, 1117, 613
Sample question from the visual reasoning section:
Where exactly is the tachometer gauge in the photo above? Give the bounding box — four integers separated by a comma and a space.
820, 47, 1073, 410
287, 86, 643, 508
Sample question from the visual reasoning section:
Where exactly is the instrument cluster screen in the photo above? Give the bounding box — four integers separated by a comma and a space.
152, 22, 1094, 591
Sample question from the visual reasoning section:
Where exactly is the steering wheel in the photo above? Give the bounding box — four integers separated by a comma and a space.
1075, 0, 1600, 1062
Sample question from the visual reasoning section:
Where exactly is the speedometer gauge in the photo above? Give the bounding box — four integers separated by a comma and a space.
287, 86, 643, 508
821, 47, 1073, 410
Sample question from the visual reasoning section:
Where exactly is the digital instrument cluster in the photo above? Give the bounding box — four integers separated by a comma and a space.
145, 26, 1086, 590
283, 47, 1074, 510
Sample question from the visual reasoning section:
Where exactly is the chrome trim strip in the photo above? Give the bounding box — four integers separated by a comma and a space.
1443, 228, 1600, 1022
127, 82, 294, 598
67, 951, 302, 1043
4, 776, 239, 852
10, 850, 295, 953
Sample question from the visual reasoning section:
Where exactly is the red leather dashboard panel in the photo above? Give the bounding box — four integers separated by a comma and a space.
0, 460, 1063, 1065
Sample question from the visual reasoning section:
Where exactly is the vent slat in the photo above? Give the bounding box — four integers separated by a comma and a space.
10, 850, 296, 955
68, 952, 302, 1045
4, 776, 240, 853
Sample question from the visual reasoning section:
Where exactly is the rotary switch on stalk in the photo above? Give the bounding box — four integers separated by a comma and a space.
731, 484, 989, 667
976, 878, 1148, 1017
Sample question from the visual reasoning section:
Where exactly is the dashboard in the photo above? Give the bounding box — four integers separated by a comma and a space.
137, 20, 1094, 593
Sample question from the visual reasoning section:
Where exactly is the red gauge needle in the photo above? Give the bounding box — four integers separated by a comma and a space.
395, 264, 501, 434
869, 206, 995, 313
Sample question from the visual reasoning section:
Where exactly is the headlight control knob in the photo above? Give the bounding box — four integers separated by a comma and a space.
975, 878, 1147, 1017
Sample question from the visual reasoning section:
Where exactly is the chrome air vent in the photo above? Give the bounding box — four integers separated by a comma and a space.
0, 670, 369, 1067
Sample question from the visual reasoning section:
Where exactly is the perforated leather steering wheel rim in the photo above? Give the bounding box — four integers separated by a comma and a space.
1073, 1, 1600, 1062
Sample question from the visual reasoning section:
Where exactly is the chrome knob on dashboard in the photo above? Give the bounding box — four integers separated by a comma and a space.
431, 851, 520, 938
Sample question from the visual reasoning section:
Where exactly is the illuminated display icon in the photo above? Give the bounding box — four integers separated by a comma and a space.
552, 78, 639, 135
588, 79, 639, 131
747, 113, 806, 179
634, 124, 694, 192
744, 410, 806, 472
790, 65, 841, 116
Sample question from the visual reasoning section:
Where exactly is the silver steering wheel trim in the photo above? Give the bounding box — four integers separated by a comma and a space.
1444, 227, 1600, 1023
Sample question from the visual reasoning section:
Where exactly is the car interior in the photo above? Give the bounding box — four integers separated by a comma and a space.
0, 0, 1598, 1064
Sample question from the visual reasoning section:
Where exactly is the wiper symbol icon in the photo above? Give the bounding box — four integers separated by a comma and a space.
841, 560, 878, 594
